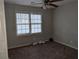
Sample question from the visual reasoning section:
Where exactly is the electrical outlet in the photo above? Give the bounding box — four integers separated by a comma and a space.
70, 41, 72, 43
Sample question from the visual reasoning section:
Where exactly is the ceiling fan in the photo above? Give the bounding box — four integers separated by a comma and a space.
31, 0, 63, 9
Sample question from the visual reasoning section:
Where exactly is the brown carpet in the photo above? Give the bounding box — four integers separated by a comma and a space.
8, 41, 78, 59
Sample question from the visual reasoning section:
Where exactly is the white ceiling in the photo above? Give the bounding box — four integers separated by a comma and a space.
5, 0, 77, 7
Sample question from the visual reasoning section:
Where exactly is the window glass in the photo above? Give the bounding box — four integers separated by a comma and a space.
31, 14, 42, 23
31, 24, 41, 33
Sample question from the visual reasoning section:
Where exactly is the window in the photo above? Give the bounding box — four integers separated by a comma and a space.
16, 13, 30, 35
16, 13, 42, 35
31, 14, 42, 33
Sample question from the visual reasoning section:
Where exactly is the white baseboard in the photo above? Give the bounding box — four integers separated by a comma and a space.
54, 40, 78, 50
8, 40, 49, 49
8, 39, 77, 50
8, 43, 32, 49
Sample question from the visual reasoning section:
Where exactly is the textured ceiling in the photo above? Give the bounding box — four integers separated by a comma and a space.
5, 0, 77, 7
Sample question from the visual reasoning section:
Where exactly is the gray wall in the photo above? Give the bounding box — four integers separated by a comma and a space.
52, 1, 78, 49
0, 0, 8, 59
5, 3, 53, 49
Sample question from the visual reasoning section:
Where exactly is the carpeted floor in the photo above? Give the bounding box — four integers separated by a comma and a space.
8, 41, 78, 59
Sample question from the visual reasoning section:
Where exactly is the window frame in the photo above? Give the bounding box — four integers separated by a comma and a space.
30, 13, 42, 34
15, 12, 42, 36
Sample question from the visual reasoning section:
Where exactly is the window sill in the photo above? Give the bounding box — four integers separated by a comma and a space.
17, 32, 42, 37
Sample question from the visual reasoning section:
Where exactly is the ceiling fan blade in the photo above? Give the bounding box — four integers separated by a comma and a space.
48, 0, 63, 2
48, 4, 58, 7
31, 2, 43, 5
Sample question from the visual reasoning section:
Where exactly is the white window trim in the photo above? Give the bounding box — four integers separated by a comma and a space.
15, 12, 43, 36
